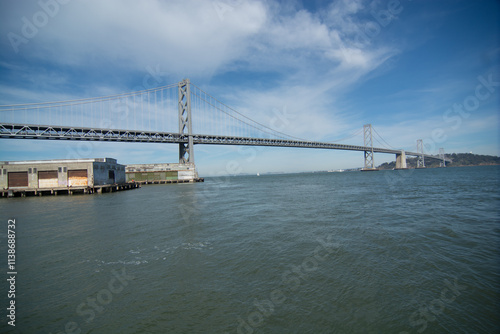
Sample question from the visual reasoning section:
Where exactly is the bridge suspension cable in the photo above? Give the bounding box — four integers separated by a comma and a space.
328, 128, 363, 143
0, 83, 180, 108
372, 126, 397, 150
0, 83, 180, 133
0, 79, 429, 160
190, 83, 307, 141
0, 78, 452, 167
0, 80, 312, 142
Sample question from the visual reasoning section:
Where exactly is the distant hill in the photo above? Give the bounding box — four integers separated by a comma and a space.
378, 153, 500, 169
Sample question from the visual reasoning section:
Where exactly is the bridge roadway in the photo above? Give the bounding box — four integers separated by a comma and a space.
0, 123, 447, 162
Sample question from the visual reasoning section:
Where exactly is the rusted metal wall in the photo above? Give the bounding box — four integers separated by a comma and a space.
68, 170, 88, 187
38, 171, 58, 188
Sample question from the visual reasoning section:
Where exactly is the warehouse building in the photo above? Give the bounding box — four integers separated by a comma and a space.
0, 158, 126, 193
125, 162, 203, 183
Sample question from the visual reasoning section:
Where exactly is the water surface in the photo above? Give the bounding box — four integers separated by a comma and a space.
1, 166, 499, 333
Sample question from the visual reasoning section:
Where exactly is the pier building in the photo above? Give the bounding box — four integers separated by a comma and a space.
0, 158, 137, 197
125, 163, 203, 184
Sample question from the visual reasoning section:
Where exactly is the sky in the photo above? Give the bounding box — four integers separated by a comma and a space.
0, 0, 498, 176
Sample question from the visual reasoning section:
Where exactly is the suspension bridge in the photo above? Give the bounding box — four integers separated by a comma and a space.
0, 79, 448, 170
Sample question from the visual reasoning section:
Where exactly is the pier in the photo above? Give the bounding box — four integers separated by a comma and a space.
1, 183, 140, 198
131, 178, 204, 185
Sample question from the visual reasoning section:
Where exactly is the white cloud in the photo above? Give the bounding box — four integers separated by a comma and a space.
1, 0, 400, 129
264, 9, 331, 50
6, 0, 266, 77
3, 0, 397, 79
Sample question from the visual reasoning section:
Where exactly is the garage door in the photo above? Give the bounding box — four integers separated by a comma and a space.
38, 171, 58, 188
8, 172, 28, 188
68, 170, 88, 186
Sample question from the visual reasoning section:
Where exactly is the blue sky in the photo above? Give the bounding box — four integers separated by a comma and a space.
0, 0, 498, 175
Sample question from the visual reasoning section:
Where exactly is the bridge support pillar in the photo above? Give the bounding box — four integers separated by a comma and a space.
178, 79, 194, 164
395, 150, 407, 169
362, 124, 378, 171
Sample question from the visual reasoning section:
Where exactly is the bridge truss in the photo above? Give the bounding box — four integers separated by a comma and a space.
0, 122, 447, 163
0, 79, 450, 166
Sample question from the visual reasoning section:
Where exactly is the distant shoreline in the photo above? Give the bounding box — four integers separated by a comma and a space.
201, 164, 500, 178
378, 163, 500, 170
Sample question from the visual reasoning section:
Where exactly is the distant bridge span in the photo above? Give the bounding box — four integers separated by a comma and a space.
0, 79, 450, 169
0, 123, 448, 165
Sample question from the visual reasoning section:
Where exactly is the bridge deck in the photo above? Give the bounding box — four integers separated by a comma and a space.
0, 123, 448, 161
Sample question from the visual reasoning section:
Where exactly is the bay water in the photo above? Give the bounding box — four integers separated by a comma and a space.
1, 166, 499, 333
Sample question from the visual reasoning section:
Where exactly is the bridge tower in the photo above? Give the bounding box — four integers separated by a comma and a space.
363, 124, 377, 171
439, 148, 446, 167
416, 139, 425, 168
178, 79, 194, 164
